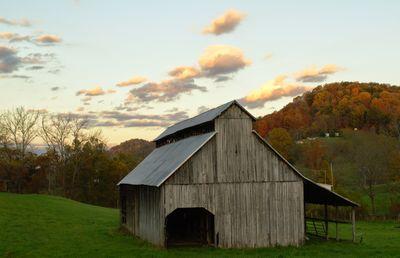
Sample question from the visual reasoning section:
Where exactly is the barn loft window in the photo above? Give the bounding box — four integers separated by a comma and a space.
121, 195, 127, 224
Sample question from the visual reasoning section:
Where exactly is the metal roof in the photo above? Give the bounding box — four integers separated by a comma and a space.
118, 132, 216, 187
153, 100, 255, 141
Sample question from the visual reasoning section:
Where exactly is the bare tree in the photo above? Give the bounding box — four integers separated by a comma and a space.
0, 112, 10, 148
1, 107, 40, 157
40, 114, 74, 162
40, 113, 88, 194
69, 117, 89, 193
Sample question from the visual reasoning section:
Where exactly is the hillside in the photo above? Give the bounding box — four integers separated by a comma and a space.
109, 138, 155, 158
254, 82, 400, 139
1, 193, 399, 257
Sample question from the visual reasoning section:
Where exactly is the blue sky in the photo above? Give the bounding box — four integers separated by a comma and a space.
1, 0, 399, 144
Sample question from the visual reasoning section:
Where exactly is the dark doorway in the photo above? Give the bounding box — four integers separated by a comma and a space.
165, 208, 214, 247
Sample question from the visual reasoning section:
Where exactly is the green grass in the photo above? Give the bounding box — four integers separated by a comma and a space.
1, 193, 400, 257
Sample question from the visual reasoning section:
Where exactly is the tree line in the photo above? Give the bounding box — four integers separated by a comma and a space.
0, 107, 134, 207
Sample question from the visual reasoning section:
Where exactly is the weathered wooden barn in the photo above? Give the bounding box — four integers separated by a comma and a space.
118, 100, 358, 248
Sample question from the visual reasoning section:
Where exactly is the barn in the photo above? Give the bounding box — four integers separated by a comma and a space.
117, 100, 358, 248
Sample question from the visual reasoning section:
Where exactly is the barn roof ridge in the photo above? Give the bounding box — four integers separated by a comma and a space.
153, 100, 255, 142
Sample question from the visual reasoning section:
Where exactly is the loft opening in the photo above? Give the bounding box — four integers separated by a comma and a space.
165, 207, 215, 247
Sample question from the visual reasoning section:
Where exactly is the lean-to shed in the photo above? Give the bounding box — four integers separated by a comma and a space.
118, 100, 358, 248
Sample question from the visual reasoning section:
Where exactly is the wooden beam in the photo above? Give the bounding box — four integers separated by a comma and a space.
305, 216, 351, 224
352, 208, 356, 243
324, 204, 329, 240
304, 202, 307, 238
335, 206, 339, 241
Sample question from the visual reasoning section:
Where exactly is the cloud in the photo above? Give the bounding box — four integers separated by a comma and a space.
76, 86, 115, 97
48, 68, 61, 74
117, 76, 147, 87
93, 120, 120, 127
76, 107, 84, 112
213, 75, 231, 82
123, 120, 170, 128
0, 32, 31, 43
203, 9, 245, 35
197, 105, 209, 114
119, 44, 249, 105
51, 86, 60, 91
294, 64, 344, 83
9, 74, 31, 79
0, 32, 63, 47
22, 53, 56, 64
80, 109, 189, 128
198, 45, 251, 77
240, 75, 313, 109
35, 34, 62, 45
0, 45, 21, 73
129, 78, 207, 103
168, 66, 201, 80
27, 65, 44, 70
0, 17, 32, 27
264, 53, 273, 60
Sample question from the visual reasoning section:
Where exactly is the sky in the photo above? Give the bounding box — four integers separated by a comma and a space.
1, 0, 399, 145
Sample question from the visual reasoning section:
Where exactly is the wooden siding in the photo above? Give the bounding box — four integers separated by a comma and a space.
163, 181, 304, 247
120, 185, 165, 246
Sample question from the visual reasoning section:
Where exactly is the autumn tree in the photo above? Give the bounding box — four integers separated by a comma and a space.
267, 128, 293, 160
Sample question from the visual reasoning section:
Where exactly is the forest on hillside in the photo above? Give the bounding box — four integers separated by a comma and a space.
255, 82, 400, 139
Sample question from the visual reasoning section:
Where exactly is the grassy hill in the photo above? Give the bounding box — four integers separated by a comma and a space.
1, 193, 400, 257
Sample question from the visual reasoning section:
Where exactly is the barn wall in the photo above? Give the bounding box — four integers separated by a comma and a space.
163, 181, 304, 248
163, 104, 305, 248
120, 185, 165, 246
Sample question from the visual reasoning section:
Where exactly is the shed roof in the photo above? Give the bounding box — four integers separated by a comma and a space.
118, 132, 216, 187
153, 100, 255, 141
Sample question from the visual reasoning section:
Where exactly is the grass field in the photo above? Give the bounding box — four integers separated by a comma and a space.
1, 193, 399, 257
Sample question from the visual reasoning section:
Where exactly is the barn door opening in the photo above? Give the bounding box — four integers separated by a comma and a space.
165, 208, 214, 247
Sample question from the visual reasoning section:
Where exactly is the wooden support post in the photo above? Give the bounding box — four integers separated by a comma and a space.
304, 202, 307, 238
335, 206, 339, 241
352, 208, 356, 243
324, 204, 329, 240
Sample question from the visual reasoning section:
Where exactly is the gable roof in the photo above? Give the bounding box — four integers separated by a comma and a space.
118, 132, 215, 187
153, 100, 255, 142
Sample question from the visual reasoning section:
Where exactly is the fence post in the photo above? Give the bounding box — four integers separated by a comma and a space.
352, 208, 356, 243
